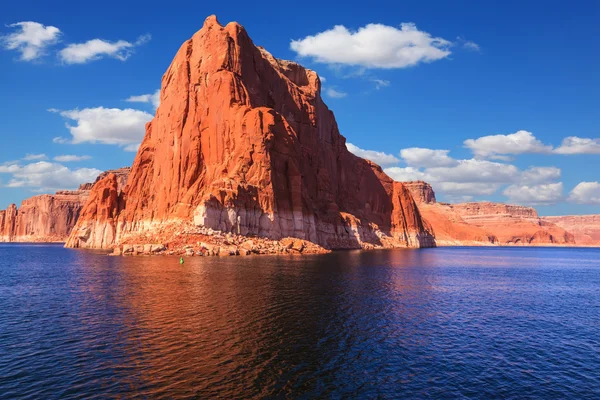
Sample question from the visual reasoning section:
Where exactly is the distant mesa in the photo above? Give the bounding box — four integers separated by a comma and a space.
404, 182, 579, 246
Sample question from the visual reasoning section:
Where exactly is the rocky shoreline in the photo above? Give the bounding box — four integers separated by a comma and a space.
108, 225, 330, 257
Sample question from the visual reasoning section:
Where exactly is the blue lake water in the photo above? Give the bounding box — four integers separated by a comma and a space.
0, 244, 599, 399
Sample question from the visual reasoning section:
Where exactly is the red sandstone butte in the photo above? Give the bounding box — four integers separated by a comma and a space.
65, 16, 435, 250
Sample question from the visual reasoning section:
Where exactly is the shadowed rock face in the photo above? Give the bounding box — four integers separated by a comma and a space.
65, 15, 435, 250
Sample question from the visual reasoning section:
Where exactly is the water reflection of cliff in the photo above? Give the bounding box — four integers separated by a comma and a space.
67, 249, 446, 397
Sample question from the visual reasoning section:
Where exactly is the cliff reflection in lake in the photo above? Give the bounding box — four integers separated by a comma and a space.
1, 244, 599, 398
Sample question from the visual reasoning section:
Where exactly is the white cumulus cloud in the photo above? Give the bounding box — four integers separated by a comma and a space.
436, 182, 501, 196
346, 143, 400, 166
50, 107, 152, 149
1, 21, 61, 61
503, 183, 563, 205
59, 34, 150, 64
291, 22, 451, 69
383, 166, 427, 182
424, 159, 519, 183
400, 147, 458, 168
0, 161, 100, 191
384, 146, 564, 203
568, 182, 600, 205
554, 137, 600, 155
519, 166, 561, 185
464, 130, 553, 159
126, 89, 160, 109
53, 155, 91, 162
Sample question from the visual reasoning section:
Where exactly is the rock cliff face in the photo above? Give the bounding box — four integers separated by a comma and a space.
0, 204, 18, 241
0, 168, 130, 243
450, 202, 539, 220
401, 183, 576, 246
449, 202, 574, 245
0, 191, 89, 242
65, 16, 434, 250
542, 215, 600, 245
404, 181, 436, 204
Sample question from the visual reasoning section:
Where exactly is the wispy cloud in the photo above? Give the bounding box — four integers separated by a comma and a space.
325, 88, 347, 98
23, 153, 47, 161
53, 155, 92, 162
59, 34, 151, 64
372, 79, 390, 89
1, 21, 61, 61
126, 89, 160, 109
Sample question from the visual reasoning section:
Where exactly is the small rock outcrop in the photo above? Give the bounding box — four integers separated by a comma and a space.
65, 16, 435, 251
404, 181, 436, 204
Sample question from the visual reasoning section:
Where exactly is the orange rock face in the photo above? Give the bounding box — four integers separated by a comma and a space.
66, 16, 434, 250
404, 181, 436, 204
542, 215, 600, 245
0, 191, 89, 242
0, 204, 18, 241
65, 173, 125, 248
401, 182, 577, 246
449, 202, 574, 245
0, 168, 129, 243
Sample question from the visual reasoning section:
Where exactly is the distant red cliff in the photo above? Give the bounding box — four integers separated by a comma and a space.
404, 181, 576, 246
0, 168, 130, 243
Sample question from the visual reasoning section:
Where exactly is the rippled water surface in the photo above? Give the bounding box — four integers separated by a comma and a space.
1, 244, 599, 399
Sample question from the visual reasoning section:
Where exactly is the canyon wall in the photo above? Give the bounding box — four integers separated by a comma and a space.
542, 215, 600, 245
66, 16, 435, 250
0, 168, 130, 243
0, 190, 89, 242
403, 182, 576, 246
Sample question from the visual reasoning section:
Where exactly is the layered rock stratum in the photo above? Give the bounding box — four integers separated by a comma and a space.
404, 182, 576, 246
65, 16, 435, 251
0, 168, 130, 243
0, 190, 89, 242
541, 215, 600, 245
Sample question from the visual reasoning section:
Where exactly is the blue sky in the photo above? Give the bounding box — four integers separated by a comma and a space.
0, 0, 598, 215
